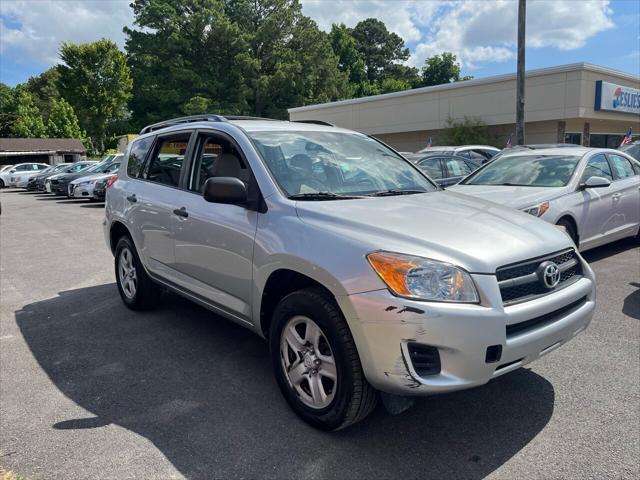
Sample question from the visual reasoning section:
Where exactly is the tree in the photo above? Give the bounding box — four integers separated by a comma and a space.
438, 117, 495, 146
329, 23, 366, 86
420, 52, 473, 87
351, 18, 410, 84
46, 98, 87, 145
22, 67, 61, 120
11, 91, 47, 138
58, 39, 132, 152
126, 0, 253, 126
0, 83, 18, 136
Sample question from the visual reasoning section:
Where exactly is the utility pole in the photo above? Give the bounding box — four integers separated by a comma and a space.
516, 0, 526, 145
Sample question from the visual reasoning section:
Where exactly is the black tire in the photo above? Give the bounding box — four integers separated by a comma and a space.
270, 288, 378, 430
556, 218, 578, 246
0, 179, 4, 188
114, 236, 160, 310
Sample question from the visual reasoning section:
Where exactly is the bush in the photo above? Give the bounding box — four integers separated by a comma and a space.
438, 117, 497, 146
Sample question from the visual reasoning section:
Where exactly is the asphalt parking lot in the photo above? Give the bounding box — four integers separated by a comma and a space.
0, 189, 638, 480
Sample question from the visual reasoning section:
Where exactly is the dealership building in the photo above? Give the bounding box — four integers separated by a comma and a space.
288, 63, 640, 152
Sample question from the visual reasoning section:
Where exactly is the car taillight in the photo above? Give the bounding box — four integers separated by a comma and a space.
105, 175, 118, 190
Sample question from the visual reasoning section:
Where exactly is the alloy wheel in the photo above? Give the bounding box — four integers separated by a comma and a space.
118, 247, 138, 299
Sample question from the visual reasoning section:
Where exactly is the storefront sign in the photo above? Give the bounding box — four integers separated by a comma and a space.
595, 81, 640, 115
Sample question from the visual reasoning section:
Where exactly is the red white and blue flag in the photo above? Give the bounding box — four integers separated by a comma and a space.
426, 136, 432, 148
505, 133, 512, 148
620, 127, 633, 146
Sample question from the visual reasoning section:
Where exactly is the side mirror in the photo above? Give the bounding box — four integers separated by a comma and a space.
9, 169, 15, 173
203, 177, 247, 205
582, 176, 611, 189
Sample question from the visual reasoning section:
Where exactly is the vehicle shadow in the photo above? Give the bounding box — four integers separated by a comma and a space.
581, 236, 639, 263
16, 284, 555, 480
623, 282, 640, 320
79, 203, 104, 209
35, 196, 66, 201
56, 199, 91, 204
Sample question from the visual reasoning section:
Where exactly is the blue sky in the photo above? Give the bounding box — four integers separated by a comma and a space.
1, 0, 638, 87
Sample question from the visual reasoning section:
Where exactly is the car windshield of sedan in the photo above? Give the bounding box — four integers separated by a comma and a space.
248, 130, 436, 198
461, 154, 582, 187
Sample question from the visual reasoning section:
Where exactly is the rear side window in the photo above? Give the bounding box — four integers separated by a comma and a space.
581, 154, 612, 182
446, 158, 473, 177
127, 137, 154, 178
417, 158, 442, 179
144, 134, 190, 187
608, 154, 636, 179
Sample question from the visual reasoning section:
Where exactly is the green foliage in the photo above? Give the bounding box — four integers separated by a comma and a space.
58, 39, 132, 152
351, 18, 410, 84
46, 98, 88, 146
438, 117, 496, 146
329, 23, 366, 85
21, 67, 61, 120
420, 52, 473, 87
11, 91, 47, 138
0, 83, 19, 136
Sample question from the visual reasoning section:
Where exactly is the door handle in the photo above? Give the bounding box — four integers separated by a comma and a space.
126, 194, 137, 203
173, 207, 189, 218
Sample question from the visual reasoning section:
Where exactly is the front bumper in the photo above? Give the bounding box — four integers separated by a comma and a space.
52, 182, 69, 195
337, 260, 595, 396
71, 183, 95, 199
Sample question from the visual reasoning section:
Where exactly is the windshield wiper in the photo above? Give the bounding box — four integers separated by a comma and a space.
368, 189, 427, 197
287, 192, 365, 200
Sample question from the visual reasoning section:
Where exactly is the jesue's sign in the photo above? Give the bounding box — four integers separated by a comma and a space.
595, 80, 640, 115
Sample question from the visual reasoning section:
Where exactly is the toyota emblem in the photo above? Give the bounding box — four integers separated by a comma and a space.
538, 261, 560, 289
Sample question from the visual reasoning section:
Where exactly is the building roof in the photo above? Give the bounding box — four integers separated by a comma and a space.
0, 138, 86, 154
288, 62, 639, 113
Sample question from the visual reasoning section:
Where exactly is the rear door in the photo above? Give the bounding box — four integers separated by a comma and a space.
606, 153, 640, 236
123, 132, 193, 273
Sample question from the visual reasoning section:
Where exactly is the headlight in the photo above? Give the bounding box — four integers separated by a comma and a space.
367, 251, 479, 303
79, 180, 95, 186
522, 201, 549, 217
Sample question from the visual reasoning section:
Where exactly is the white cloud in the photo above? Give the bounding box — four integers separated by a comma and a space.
0, 0, 134, 65
0, 0, 616, 75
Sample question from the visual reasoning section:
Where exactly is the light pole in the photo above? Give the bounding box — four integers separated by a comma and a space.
516, 0, 526, 145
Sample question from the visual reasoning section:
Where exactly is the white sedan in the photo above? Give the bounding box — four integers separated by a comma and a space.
1, 162, 49, 187
449, 147, 640, 251
70, 171, 117, 200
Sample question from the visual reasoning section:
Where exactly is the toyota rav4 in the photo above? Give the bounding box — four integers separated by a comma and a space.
104, 115, 596, 430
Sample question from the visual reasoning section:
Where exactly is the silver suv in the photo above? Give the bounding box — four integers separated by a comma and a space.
104, 115, 596, 430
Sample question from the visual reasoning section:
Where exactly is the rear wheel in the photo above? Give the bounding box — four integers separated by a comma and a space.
0, 179, 4, 188
557, 218, 578, 246
114, 236, 160, 310
270, 288, 377, 430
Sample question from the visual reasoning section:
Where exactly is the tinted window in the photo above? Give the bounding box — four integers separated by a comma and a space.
417, 158, 442, 178
34, 164, 47, 170
463, 155, 581, 187
445, 158, 473, 177
16, 165, 30, 171
580, 155, 613, 182
608, 154, 636, 179
127, 137, 154, 178
145, 135, 190, 187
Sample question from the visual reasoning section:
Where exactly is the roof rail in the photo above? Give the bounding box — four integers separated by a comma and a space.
140, 115, 226, 134
292, 120, 334, 127
139, 114, 280, 134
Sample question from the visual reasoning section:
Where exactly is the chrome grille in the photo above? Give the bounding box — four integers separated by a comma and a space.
497, 249, 582, 305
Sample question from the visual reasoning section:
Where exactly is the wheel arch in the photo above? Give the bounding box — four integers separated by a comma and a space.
556, 214, 579, 244
109, 220, 132, 254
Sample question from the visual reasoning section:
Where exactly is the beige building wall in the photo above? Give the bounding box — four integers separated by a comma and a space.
289, 63, 639, 151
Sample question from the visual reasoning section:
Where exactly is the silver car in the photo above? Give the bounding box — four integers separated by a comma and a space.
104, 116, 596, 430
449, 147, 640, 251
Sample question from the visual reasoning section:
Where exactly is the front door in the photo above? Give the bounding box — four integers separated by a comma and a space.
606, 153, 640, 236
170, 131, 258, 323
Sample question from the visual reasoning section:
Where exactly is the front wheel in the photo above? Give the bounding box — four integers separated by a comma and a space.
270, 288, 377, 430
114, 236, 160, 310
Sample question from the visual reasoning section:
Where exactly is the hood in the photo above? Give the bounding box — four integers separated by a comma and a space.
294, 191, 573, 273
71, 173, 110, 185
447, 184, 568, 210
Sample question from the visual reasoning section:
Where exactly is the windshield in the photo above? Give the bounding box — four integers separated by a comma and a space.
84, 159, 119, 174
248, 130, 436, 197
462, 154, 582, 187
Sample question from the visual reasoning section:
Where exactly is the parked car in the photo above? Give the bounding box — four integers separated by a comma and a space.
619, 140, 640, 161
70, 161, 121, 200
416, 145, 500, 162
93, 174, 117, 201
449, 147, 640, 251
105, 115, 596, 430
406, 154, 481, 188
49, 161, 103, 195
489, 144, 582, 163
26, 163, 73, 191
1, 162, 49, 187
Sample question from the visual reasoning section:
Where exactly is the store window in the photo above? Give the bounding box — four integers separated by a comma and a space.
589, 134, 624, 149
564, 133, 581, 145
